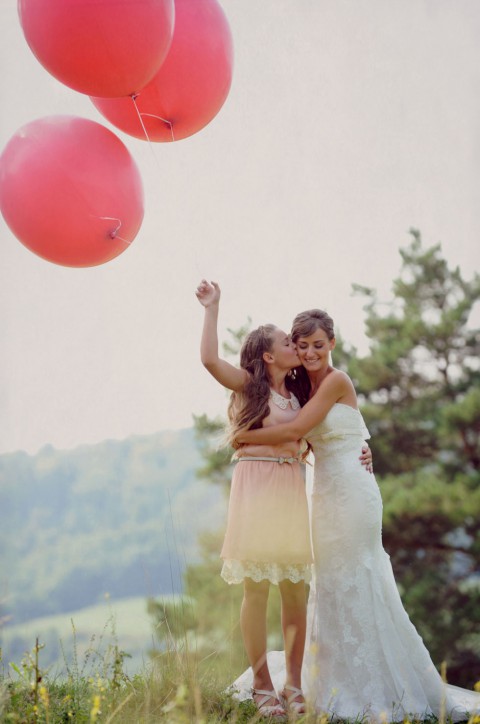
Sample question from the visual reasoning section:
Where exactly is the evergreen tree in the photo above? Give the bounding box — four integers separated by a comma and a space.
350, 229, 480, 478
347, 231, 480, 686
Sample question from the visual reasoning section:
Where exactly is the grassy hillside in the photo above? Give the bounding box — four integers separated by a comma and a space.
1, 595, 181, 676
0, 428, 227, 658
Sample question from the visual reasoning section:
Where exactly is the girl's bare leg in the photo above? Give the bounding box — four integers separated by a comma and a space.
278, 579, 307, 700
240, 577, 274, 690
241, 578, 286, 714
240, 575, 288, 718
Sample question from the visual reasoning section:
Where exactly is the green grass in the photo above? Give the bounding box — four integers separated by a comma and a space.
1, 596, 171, 677
1, 635, 478, 724
0, 635, 260, 723
1, 604, 478, 723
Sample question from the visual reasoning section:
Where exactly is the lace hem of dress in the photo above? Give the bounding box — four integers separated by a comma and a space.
221, 559, 312, 585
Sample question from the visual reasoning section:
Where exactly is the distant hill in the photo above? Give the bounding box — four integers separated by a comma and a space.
0, 429, 227, 628
1, 595, 178, 674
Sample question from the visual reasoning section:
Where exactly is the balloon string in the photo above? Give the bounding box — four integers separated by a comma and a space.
97, 216, 132, 245
131, 93, 175, 142
131, 95, 161, 172
140, 113, 176, 142
131, 93, 154, 147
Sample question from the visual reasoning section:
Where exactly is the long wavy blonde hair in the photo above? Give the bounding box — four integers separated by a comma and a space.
226, 324, 279, 447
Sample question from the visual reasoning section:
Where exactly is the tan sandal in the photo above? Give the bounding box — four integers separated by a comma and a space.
279, 684, 306, 716
251, 688, 287, 721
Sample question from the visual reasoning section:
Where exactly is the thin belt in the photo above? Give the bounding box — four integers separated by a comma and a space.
236, 455, 299, 465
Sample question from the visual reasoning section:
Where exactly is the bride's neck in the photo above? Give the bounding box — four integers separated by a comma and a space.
308, 366, 333, 394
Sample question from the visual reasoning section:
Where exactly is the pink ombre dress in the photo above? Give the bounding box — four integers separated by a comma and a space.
221, 390, 313, 585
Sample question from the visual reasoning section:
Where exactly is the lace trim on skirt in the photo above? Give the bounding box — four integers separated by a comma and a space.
221, 559, 312, 585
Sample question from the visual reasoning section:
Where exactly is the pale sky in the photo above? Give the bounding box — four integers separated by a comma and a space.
1, 0, 479, 455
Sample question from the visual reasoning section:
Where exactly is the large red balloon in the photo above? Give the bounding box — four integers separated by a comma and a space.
91, 0, 233, 142
0, 116, 144, 267
18, 0, 175, 97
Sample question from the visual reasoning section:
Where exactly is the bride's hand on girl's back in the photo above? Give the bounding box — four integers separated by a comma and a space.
360, 445, 373, 473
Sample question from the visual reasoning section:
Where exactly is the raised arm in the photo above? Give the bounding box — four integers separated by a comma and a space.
236, 370, 354, 444
196, 280, 248, 392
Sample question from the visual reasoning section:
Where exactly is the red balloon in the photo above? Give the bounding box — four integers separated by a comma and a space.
91, 0, 233, 142
18, 0, 175, 97
0, 116, 144, 267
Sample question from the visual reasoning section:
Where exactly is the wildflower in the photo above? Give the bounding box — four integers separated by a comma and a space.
90, 694, 102, 722
39, 684, 49, 708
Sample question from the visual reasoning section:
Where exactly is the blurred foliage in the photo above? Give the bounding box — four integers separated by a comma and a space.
0, 430, 226, 627
349, 229, 480, 477
165, 232, 479, 689
192, 414, 234, 490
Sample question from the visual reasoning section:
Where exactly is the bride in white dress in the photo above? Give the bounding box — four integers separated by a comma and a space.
234, 308, 479, 721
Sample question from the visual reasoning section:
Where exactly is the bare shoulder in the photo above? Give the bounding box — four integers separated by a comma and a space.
329, 368, 357, 402
326, 368, 353, 388
310, 368, 353, 400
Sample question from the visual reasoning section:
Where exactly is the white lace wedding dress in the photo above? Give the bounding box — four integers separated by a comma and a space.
231, 404, 479, 721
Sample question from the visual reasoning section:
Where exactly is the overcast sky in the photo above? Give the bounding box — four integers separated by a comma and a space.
1, 0, 479, 455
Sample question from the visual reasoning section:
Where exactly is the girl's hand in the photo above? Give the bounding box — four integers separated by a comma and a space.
195, 279, 220, 308
196, 279, 247, 392
360, 445, 373, 474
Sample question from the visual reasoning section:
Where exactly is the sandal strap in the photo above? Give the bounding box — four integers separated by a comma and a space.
251, 688, 285, 711
252, 687, 278, 697
284, 684, 304, 699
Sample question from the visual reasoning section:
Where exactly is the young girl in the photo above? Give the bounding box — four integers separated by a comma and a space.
196, 279, 311, 719
196, 281, 372, 719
